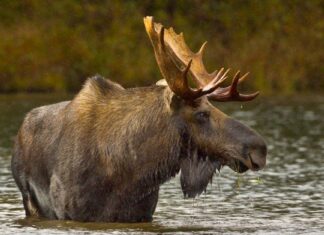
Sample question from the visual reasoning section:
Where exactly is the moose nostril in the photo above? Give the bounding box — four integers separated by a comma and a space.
248, 146, 267, 170
248, 154, 261, 171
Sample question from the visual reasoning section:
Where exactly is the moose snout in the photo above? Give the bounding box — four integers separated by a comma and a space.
225, 118, 267, 171
243, 140, 267, 171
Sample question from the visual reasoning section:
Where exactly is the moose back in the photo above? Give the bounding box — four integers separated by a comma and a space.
11, 17, 267, 222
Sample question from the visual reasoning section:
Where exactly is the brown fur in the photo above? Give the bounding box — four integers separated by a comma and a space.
11, 75, 266, 222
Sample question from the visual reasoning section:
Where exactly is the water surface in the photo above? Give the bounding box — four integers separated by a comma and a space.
0, 94, 323, 234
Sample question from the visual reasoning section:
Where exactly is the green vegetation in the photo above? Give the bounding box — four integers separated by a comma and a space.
0, 1, 323, 94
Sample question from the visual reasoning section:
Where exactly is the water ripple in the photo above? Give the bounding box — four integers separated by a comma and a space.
0, 95, 323, 234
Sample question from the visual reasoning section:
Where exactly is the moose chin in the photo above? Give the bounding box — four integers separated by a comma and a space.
11, 16, 267, 223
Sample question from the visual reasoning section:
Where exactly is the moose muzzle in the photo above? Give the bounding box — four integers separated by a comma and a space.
224, 118, 267, 172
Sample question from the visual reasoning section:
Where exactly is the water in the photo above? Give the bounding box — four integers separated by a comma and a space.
0, 94, 323, 234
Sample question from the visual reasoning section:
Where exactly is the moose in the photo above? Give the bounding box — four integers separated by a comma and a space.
11, 17, 267, 222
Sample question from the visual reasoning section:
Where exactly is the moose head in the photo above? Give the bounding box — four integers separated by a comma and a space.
144, 16, 267, 197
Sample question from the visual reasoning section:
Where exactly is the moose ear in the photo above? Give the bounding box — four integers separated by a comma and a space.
156, 79, 168, 86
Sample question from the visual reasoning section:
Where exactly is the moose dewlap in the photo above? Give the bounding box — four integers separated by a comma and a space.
11, 16, 267, 222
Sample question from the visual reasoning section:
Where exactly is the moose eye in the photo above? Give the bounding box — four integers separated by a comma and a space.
194, 111, 210, 123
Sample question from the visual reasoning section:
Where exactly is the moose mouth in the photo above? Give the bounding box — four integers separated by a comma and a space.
183, 145, 263, 175
208, 151, 260, 173
227, 159, 250, 173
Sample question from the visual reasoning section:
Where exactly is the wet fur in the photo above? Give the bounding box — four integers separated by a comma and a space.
12, 76, 212, 222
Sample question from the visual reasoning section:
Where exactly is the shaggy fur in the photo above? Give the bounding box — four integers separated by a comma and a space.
11, 75, 266, 222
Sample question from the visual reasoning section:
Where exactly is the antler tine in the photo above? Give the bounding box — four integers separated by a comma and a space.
197, 41, 207, 58
200, 68, 229, 93
212, 68, 230, 86
237, 71, 249, 84
207, 71, 259, 102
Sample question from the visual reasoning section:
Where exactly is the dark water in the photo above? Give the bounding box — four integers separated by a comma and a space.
0, 94, 323, 234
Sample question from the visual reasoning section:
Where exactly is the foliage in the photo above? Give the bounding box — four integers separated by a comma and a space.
0, 0, 323, 94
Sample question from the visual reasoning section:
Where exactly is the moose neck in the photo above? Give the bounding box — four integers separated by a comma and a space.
72, 82, 185, 198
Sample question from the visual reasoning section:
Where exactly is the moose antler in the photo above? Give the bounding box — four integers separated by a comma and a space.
207, 71, 259, 101
144, 16, 227, 100
144, 16, 259, 101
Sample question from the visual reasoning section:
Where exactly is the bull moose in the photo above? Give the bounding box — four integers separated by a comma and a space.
11, 16, 267, 222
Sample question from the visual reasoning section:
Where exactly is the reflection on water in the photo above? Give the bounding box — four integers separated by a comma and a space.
0, 94, 323, 234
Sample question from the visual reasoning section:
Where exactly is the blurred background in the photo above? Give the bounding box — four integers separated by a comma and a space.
0, 0, 323, 94
1, 1, 324, 234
